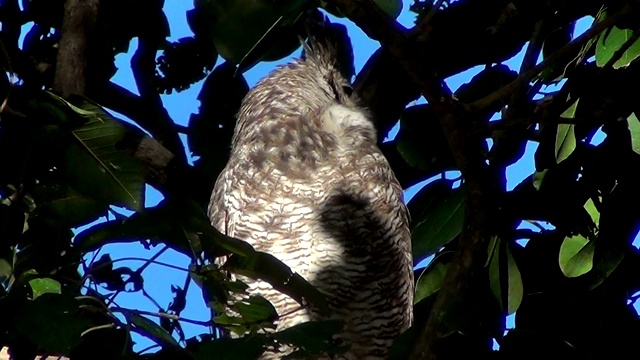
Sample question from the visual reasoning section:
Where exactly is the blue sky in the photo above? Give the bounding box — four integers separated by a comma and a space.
62, 0, 616, 353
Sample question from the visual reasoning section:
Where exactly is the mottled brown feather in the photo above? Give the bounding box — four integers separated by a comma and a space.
208, 39, 413, 359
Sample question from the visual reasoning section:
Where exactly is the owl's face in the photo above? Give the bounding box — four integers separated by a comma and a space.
264, 54, 355, 111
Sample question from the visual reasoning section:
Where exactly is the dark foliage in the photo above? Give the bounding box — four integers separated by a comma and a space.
2, 0, 640, 359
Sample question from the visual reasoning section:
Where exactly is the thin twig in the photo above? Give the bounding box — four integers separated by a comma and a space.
106, 246, 170, 306
467, 5, 633, 113
414, 0, 447, 35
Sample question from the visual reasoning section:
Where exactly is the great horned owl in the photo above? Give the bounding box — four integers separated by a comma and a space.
207, 36, 413, 359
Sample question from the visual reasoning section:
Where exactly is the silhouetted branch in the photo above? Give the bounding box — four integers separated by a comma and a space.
329, 1, 498, 359
53, 0, 99, 97
87, 81, 187, 164
467, 4, 632, 113
352, 1, 603, 146
130, 34, 187, 163
327, 0, 635, 359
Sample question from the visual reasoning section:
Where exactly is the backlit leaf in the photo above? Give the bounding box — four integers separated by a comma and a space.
412, 186, 465, 262
488, 237, 523, 314
129, 313, 179, 347
559, 234, 595, 277
596, 25, 640, 68
29, 278, 62, 299
626, 113, 640, 155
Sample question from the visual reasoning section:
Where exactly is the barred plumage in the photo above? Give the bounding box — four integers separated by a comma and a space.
208, 39, 413, 359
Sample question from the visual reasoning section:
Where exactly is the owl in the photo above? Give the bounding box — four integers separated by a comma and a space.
207, 36, 413, 359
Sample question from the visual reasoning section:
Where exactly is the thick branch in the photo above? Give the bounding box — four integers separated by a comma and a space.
128, 35, 187, 163
53, 0, 99, 97
118, 131, 211, 208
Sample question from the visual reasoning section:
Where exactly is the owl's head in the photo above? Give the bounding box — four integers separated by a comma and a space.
239, 32, 356, 114
232, 24, 362, 146
300, 38, 356, 107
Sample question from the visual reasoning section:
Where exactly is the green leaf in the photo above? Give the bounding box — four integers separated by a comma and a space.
561, 98, 579, 118
73, 200, 198, 257
488, 237, 523, 314
374, 0, 403, 18
407, 179, 454, 225
224, 252, 330, 316
236, 0, 308, 74
223, 280, 250, 294
234, 296, 279, 324
532, 169, 548, 190
0, 258, 12, 282
194, 335, 268, 360
626, 113, 640, 155
555, 99, 579, 164
213, 313, 245, 326
555, 123, 576, 164
129, 313, 179, 347
15, 294, 88, 354
414, 254, 449, 303
538, 23, 575, 84
588, 247, 625, 290
37, 93, 145, 211
558, 197, 599, 278
389, 324, 421, 360
29, 278, 62, 299
195, 0, 306, 66
583, 197, 601, 227
65, 119, 144, 211
559, 234, 595, 277
596, 25, 640, 69
36, 186, 107, 228
395, 105, 456, 176
412, 186, 465, 262
273, 320, 344, 354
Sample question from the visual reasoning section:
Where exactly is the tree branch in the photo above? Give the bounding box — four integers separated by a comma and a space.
334, 1, 637, 359
129, 34, 187, 163
467, 4, 633, 113
87, 81, 187, 164
351, 0, 602, 145
53, 0, 99, 98
329, 1, 498, 359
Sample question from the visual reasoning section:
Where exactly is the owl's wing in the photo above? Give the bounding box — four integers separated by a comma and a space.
208, 168, 238, 270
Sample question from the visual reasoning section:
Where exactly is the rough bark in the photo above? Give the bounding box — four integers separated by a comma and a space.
52, 0, 99, 98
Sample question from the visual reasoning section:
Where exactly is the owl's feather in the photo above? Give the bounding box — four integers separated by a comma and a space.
208, 37, 413, 359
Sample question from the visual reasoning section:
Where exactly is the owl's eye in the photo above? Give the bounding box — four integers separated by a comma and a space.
342, 85, 353, 97
328, 74, 353, 101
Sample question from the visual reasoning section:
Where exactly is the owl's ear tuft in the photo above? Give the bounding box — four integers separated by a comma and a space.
301, 35, 336, 69
302, 13, 354, 80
